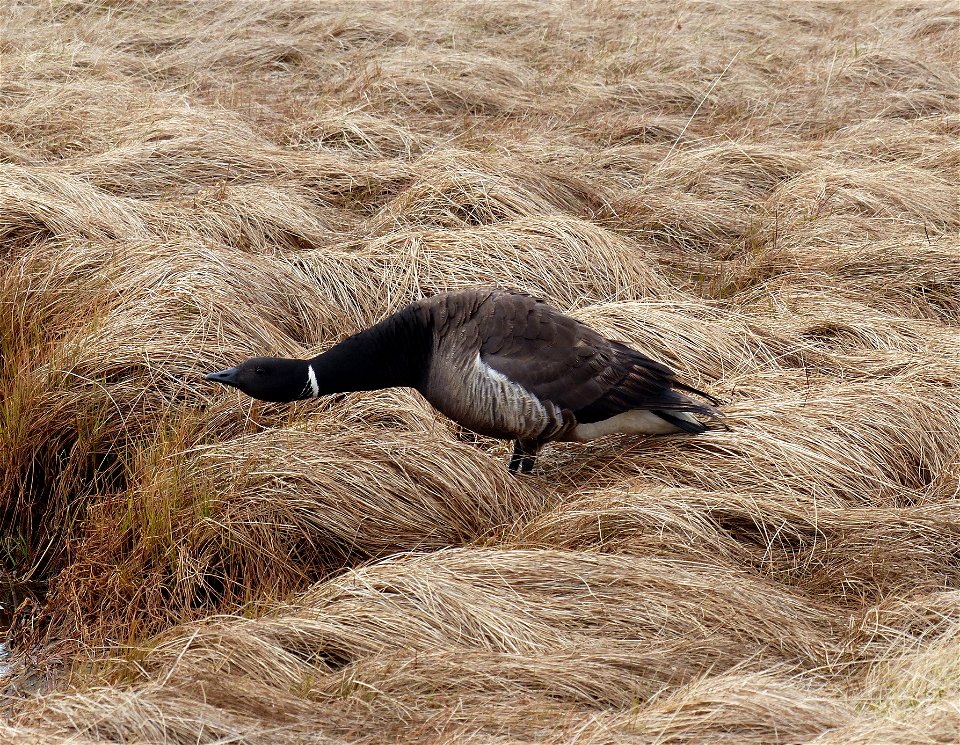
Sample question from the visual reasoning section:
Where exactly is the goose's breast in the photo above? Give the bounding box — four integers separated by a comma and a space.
425, 351, 564, 441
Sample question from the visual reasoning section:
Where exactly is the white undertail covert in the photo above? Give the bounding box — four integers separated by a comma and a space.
572, 409, 697, 442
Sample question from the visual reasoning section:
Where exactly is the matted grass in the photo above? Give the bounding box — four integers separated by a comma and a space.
1, 0, 957, 742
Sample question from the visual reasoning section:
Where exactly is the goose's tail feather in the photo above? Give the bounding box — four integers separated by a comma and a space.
653, 380, 728, 433
572, 342, 727, 432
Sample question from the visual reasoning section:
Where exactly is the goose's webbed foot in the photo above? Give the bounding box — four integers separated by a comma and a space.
508, 440, 540, 474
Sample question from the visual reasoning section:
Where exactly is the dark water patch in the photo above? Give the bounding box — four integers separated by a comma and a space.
1, 574, 46, 644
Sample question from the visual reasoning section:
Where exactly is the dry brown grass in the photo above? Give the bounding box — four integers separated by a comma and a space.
1, 0, 958, 742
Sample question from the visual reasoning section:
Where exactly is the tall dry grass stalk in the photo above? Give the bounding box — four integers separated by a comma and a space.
1, 0, 957, 742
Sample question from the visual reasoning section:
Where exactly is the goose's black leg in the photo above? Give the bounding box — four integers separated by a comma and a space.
520, 441, 540, 474
508, 440, 540, 475
509, 440, 524, 473
520, 453, 535, 474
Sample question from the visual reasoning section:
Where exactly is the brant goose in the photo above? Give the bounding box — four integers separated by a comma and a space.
205, 288, 722, 473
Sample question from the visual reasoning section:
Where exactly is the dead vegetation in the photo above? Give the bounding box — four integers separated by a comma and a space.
0, 0, 958, 742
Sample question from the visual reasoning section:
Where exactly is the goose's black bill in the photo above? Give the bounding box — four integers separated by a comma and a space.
205, 367, 240, 387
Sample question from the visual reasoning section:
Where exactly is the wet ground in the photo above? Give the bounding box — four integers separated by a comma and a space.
0, 576, 45, 678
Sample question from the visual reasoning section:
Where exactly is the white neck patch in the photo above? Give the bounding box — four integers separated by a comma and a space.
306, 364, 319, 397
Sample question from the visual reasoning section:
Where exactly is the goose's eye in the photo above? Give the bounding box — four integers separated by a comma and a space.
255, 366, 267, 376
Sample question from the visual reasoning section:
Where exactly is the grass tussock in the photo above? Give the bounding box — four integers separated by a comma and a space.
1, 0, 958, 742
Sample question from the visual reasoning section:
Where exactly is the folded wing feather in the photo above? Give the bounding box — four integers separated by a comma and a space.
477, 291, 720, 427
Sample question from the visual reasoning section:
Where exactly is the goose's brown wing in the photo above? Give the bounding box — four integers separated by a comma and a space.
477, 292, 712, 425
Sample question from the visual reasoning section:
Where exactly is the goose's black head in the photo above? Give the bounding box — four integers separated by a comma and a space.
205, 357, 313, 403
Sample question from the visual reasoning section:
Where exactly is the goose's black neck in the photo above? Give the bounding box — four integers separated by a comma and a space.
308, 304, 433, 395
